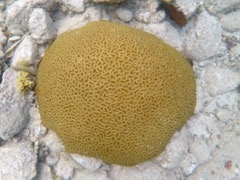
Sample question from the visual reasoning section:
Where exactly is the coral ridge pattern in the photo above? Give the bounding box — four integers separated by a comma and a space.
36, 21, 196, 166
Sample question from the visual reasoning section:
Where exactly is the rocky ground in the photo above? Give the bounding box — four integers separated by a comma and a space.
0, 0, 240, 179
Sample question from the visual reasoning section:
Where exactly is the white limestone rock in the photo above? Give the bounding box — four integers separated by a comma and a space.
179, 153, 198, 176
230, 44, 240, 59
61, 0, 85, 13
71, 154, 103, 171
40, 130, 64, 153
27, 106, 48, 143
54, 153, 77, 180
54, 14, 88, 35
204, 0, 240, 17
109, 166, 143, 180
137, 0, 160, 13
0, 68, 31, 140
32, 0, 55, 11
73, 169, 110, 180
215, 108, 232, 122
6, 0, 32, 34
85, 6, 102, 21
116, 8, 133, 22
189, 138, 211, 164
204, 65, 240, 96
215, 91, 240, 124
187, 114, 221, 151
183, 10, 223, 61
28, 8, 56, 44
187, 121, 240, 179
11, 35, 39, 75
45, 153, 60, 167
220, 11, 240, 32
145, 21, 183, 51
135, 10, 165, 24
187, 114, 212, 139
150, 11, 166, 23
110, 162, 176, 180
0, 140, 37, 180
157, 129, 188, 169
54, 7, 102, 35
175, 0, 201, 19
135, 10, 151, 23
93, 0, 125, 3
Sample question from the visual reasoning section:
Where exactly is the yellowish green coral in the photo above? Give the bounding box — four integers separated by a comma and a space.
17, 71, 34, 94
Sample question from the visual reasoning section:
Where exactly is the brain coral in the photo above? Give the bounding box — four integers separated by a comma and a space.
35, 21, 196, 166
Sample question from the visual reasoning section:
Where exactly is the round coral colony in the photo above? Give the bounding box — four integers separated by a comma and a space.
35, 21, 196, 166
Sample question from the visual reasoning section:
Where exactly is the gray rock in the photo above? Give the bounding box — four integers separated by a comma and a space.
93, 0, 125, 3
54, 153, 75, 180
189, 138, 211, 164
116, 8, 133, 22
230, 44, 240, 60
11, 35, 39, 75
204, 65, 240, 96
183, 11, 223, 61
179, 153, 198, 176
158, 130, 188, 169
73, 169, 110, 180
220, 11, 240, 32
0, 68, 31, 140
28, 8, 56, 44
135, 10, 151, 23
0, 29, 7, 58
61, 0, 85, 13
0, 1, 5, 11
145, 21, 183, 51
175, 0, 201, 19
71, 154, 103, 171
0, 140, 37, 180
35, 163, 53, 180
6, 0, 32, 34
135, 9, 165, 24
204, 0, 240, 17
0, 29, 7, 44
45, 153, 60, 167
32, 0, 55, 11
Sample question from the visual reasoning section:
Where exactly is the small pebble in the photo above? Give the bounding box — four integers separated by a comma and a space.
215, 108, 232, 122
8, 35, 21, 42
134, 10, 151, 23
224, 160, 233, 170
116, 8, 133, 22
71, 154, 103, 171
46, 153, 60, 166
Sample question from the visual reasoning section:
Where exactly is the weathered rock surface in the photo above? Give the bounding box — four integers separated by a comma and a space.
0, 68, 31, 140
